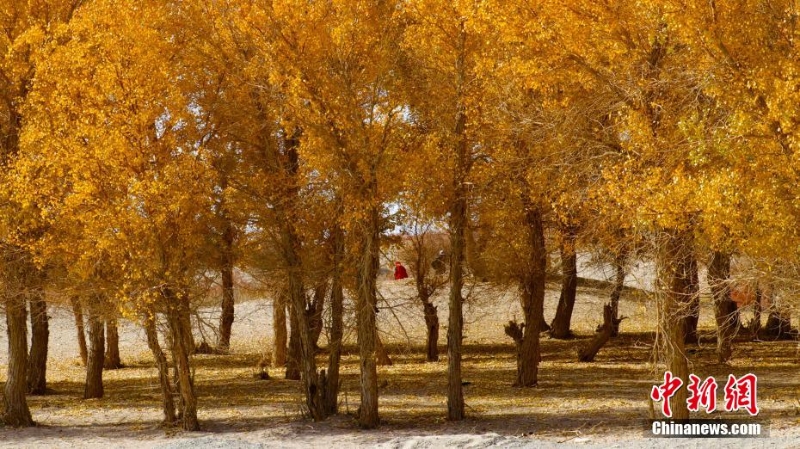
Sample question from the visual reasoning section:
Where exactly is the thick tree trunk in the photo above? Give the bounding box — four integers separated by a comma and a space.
515, 205, 547, 387
324, 225, 345, 415
166, 290, 199, 431
286, 299, 302, 380
71, 296, 89, 366
84, 302, 105, 399
550, 227, 578, 339
708, 251, 736, 363
447, 189, 466, 420
609, 251, 627, 337
144, 313, 176, 425
104, 318, 123, 369
682, 255, 700, 345
273, 292, 288, 369
658, 228, 693, 420
217, 262, 235, 352
423, 300, 439, 362
27, 292, 49, 395
355, 205, 380, 428
178, 297, 195, 355
3, 295, 33, 426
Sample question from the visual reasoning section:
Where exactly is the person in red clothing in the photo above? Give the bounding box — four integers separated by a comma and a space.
394, 261, 409, 280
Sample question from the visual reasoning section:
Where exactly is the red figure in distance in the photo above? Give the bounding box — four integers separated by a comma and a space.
394, 261, 409, 280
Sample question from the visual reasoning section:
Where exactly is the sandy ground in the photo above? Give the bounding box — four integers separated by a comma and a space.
1, 258, 797, 448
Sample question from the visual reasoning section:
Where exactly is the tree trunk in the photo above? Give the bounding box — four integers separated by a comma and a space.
273, 291, 287, 369
658, 228, 693, 420
217, 259, 235, 352
286, 299, 302, 380
84, 302, 105, 399
3, 295, 33, 426
144, 313, 176, 425
71, 296, 89, 366
324, 224, 345, 415
514, 204, 547, 387
165, 290, 199, 431
579, 304, 615, 362
609, 251, 627, 337
309, 281, 327, 349
708, 251, 737, 363
281, 227, 325, 421
355, 205, 380, 428
27, 292, 49, 395
682, 254, 700, 345
550, 227, 578, 339
217, 200, 236, 352
423, 300, 439, 362
446, 23, 469, 422
104, 318, 123, 369
447, 187, 466, 420
178, 297, 195, 355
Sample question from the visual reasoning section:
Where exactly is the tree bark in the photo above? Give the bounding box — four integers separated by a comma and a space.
84, 301, 105, 399
104, 318, 123, 369
708, 251, 736, 363
273, 291, 288, 369
423, 300, 439, 362
550, 227, 578, 339
3, 294, 33, 426
658, 228, 693, 420
27, 291, 49, 395
144, 313, 176, 425
217, 258, 235, 352
286, 299, 302, 380
324, 224, 345, 415
447, 186, 466, 419
309, 281, 327, 349
355, 204, 380, 428
514, 204, 547, 387
165, 290, 199, 431
71, 296, 89, 366
217, 191, 236, 352
446, 21, 469, 422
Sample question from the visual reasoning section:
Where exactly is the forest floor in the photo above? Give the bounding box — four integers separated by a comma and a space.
1, 273, 800, 448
